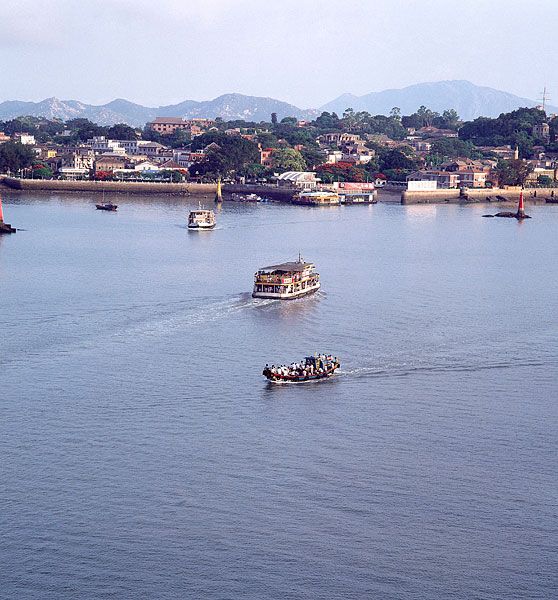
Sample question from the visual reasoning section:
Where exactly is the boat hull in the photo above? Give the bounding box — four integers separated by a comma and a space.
188, 223, 216, 229
263, 364, 339, 383
252, 283, 320, 299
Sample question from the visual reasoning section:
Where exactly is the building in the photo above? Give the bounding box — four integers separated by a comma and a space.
407, 170, 460, 189
260, 147, 274, 167
94, 155, 129, 173
277, 171, 320, 190
532, 123, 550, 142
13, 133, 36, 145
148, 117, 214, 136
149, 117, 190, 135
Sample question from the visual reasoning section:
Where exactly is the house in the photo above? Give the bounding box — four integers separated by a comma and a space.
158, 159, 185, 171
407, 170, 460, 189
133, 160, 160, 172
260, 147, 274, 167
319, 132, 362, 146
0, 131, 11, 143
87, 136, 127, 155
149, 117, 191, 135
94, 155, 129, 173
13, 133, 36, 145
532, 123, 550, 142
417, 127, 458, 139
277, 171, 320, 190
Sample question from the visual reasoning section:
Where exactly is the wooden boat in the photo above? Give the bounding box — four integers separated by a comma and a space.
263, 355, 340, 383
96, 203, 118, 211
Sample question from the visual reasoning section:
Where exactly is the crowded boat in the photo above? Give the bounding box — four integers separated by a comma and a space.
262, 354, 340, 383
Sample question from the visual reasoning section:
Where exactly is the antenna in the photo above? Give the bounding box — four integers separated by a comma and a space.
538, 86, 550, 112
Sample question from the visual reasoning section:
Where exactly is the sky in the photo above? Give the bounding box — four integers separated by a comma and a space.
1, 0, 557, 108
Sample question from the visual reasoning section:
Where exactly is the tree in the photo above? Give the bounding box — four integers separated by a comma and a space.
190, 133, 260, 177
106, 123, 139, 140
437, 109, 460, 130
280, 116, 298, 126
0, 141, 36, 173
428, 138, 479, 162
495, 159, 533, 186
65, 118, 107, 141
312, 111, 342, 130
271, 148, 306, 172
390, 107, 402, 122
537, 174, 553, 186
379, 148, 418, 171
301, 147, 326, 169
271, 112, 278, 125
31, 163, 53, 179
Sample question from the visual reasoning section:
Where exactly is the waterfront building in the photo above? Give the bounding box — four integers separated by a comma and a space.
277, 171, 320, 191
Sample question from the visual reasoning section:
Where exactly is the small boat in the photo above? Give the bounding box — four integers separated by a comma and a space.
188, 205, 216, 229
263, 354, 340, 383
232, 192, 262, 202
96, 203, 118, 211
252, 255, 320, 299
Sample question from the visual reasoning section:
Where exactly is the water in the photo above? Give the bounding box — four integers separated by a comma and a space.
1, 192, 557, 599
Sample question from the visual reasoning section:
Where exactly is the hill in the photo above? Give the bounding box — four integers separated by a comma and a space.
320, 80, 557, 121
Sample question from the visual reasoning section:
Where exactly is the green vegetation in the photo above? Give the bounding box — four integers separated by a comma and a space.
0, 141, 36, 173
458, 107, 545, 156
495, 159, 533, 186
271, 148, 306, 171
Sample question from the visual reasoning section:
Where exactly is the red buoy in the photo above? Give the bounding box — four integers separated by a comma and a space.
517, 191, 525, 218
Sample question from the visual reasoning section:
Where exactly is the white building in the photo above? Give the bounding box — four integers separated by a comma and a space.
277, 171, 320, 190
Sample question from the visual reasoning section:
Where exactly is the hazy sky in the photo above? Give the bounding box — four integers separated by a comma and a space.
1, 0, 557, 108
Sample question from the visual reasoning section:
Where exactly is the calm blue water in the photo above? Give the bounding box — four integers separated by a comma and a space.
1, 192, 557, 599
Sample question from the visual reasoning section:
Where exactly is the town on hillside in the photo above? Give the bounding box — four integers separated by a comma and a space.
0, 105, 557, 192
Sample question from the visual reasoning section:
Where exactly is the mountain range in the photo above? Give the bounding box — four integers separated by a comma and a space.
0, 81, 553, 127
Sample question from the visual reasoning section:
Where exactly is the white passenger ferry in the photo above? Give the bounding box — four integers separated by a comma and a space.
188, 205, 216, 229
252, 256, 320, 299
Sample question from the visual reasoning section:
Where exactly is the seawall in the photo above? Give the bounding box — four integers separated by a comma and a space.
1, 177, 217, 195
223, 184, 295, 201
401, 187, 557, 205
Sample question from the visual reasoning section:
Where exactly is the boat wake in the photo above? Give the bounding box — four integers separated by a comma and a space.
339, 356, 555, 380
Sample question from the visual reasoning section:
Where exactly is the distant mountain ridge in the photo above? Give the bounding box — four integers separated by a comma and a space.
320, 80, 558, 121
0, 94, 315, 127
0, 82, 554, 127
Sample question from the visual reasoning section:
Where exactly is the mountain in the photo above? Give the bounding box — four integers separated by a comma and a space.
0, 93, 314, 127
0, 81, 554, 127
320, 80, 558, 121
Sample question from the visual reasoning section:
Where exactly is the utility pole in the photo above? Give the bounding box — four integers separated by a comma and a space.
538, 86, 550, 112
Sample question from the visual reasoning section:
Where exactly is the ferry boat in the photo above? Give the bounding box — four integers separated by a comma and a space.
252, 256, 320, 299
263, 354, 340, 383
292, 190, 340, 206
188, 205, 216, 229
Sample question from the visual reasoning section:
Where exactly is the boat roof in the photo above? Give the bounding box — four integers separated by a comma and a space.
259, 261, 313, 272
190, 209, 213, 214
